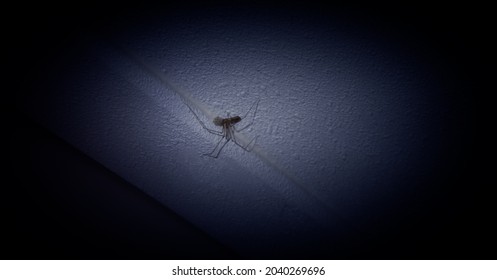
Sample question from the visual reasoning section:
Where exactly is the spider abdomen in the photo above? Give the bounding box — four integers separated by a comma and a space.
213, 116, 241, 126
228, 116, 241, 124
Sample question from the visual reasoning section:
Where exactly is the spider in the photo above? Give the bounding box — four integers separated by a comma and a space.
183, 98, 259, 158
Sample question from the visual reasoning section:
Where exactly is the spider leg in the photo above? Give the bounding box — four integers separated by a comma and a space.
242, 99, 260, 120
203, 136, 224, 157
235, 99, 259, 132
183, 98, 223, 136
215, 139, 230, 158
203, 138, 229, 158
232, 128, 258, 152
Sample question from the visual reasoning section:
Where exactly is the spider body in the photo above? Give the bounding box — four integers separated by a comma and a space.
183, 99, 259, 158
213, 116, 240, 142
213, 116, 241, 126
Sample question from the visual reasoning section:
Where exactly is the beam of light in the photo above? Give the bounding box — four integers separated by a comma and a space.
111, 44, 217, 121
110, 43, 356, 232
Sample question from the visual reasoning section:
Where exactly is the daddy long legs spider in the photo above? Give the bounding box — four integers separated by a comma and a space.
183, 99, 259, 158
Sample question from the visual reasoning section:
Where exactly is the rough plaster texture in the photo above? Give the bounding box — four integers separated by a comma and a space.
25, 9, 460, 256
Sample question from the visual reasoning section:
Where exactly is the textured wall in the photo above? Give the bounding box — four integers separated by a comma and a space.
23, 7, 473, 258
